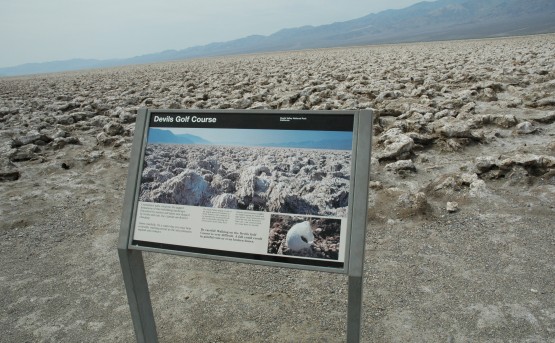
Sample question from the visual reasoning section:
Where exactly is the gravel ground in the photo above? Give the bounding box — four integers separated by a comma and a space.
1, 34, 554, 342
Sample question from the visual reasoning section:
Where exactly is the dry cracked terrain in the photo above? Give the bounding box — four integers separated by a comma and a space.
1, 34, 554, 342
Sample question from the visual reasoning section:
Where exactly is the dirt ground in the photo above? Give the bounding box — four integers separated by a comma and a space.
1, 34, 554, 342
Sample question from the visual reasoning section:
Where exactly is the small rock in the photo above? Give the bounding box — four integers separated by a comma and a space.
9, 145, 40, 162
369, 181, 383, 190
515, 121, 537, 135
434, 109, 456, 120
0, 170, 20, 182
103, 122, 124, 136
64, 137, 80, 145
469, 179, 489, 197
397, 191, 429, 214
461, 173, 480, 185
53, 129, 69, 138
385, 159, 416, 173
51, 138, 67, 150
432, 175, 458, 192
475, 156, 498, 173
536, 97, 555, 107
0, 107, 18, 116
56, 114, 75, 125
446, 201, 459, 213
0, 159, 20, 182
532, 111, 555, 124
376, 91, 402, 102
491, 115, 518, 128
12, 132, 53, 147
71, 111, 94, 121
482, 87, 498, 101
460, 102, 476, 114
434, 118, 481, 140
377, 128, 415, 160
96, 132, 117, 146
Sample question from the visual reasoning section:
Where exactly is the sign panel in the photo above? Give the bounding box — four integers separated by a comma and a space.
128, 110, 365, 272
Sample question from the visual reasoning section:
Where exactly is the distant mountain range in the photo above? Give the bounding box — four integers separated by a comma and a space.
148, 128, 352, 150
148, 129, 210, 145
2, 0, 554, 76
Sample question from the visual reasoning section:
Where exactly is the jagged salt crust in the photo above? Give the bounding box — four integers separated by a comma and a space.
139, 144, 351, 217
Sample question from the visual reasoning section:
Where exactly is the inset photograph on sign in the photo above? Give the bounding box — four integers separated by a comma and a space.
267, 214, 341, 260
132, 112, 354, 269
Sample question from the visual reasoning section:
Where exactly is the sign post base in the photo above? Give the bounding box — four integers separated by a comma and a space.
118, 249, 158, 343
347, 275, 364, 342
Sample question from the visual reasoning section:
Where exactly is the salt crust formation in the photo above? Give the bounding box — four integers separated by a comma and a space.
1, 34, 554, 342
140, 144, 351, 217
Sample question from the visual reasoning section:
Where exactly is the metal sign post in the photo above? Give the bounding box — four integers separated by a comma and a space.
118, 108, 158, 342
346, 109, 373, 342
118, 108, 372, 342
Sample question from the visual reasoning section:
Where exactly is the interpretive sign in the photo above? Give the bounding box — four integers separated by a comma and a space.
118, 108, 372, 342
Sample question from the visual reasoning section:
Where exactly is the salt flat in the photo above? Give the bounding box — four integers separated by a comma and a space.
1, 34, 554, 342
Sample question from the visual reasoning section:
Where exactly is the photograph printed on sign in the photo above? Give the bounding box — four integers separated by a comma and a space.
139, 127, 353, 217
267, 214, 342, 260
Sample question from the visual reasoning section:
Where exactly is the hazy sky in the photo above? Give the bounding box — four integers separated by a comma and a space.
0, 0, 423, 68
